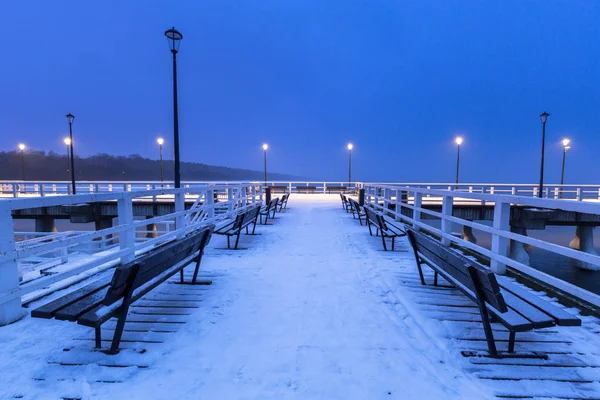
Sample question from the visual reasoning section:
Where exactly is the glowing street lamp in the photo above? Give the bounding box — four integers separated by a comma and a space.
164, 27, 183, 188
454, 136, 463, 186
66, 113, 76, 194
347, 143, 353, 187
560, 138, 571, 187
262, 144, 268, 186
18, 144, 25, 180
157, 137, 165, 183
538, 111, 550, 198
64, 137, 71, 180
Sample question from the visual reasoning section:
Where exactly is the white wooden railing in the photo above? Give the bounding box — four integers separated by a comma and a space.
0, 183, 261, 325
363, 183, 600, 308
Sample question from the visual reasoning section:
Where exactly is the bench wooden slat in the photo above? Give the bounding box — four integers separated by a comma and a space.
497, 277, 581, 326
55, 288, 109, 321
31, 276, 112, 319
500, 291, 555, 329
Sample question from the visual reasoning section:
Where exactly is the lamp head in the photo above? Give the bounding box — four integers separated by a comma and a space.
262, 143, 268, 151
18, 143, 25, 151
157, 137, 164, 145
64, 137, 71, 145
66, 113, 75, 124
455, 136, 464, 146
164, 27, 183, 52
347, 143, 353, 150
562, 138, 571, 150
540, 111, 550, 124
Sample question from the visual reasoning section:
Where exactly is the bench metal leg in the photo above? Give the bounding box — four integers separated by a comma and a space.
192, 252, 203, 283
468, 267, 498, 357
392, 237, 395, 251
234, 231, 241, 249
95, 326, 102, 349
251, 219, 258, 235
180, 269, 184, 283
381, 234, 388, 251
434, 271, 438, 286
508, 331, 516, 353
227, 236, 231, 249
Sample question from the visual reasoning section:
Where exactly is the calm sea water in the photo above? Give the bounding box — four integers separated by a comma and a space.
14, 218, 600, 295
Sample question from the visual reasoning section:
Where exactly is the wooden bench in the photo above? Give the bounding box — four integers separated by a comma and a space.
277, 193, 290, 212
214, 204, 261, 249
31, 225, 214, 354
348, 198, 366, 225
260, 197, 279, 224
339, 194, 351, 212
268, 186, 288, 194
296, 186, 316, 194
363, 207, 406, 251
406, 227, 581, 357
327, 186, 347, 194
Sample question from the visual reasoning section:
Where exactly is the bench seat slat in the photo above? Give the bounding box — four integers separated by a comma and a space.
497, 277, 581, 326
31, 276, 112, 319
55, 288, 109, 321
501, 291, 556, 329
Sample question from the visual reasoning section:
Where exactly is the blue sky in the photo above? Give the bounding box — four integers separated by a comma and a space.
1, 1, 599, 182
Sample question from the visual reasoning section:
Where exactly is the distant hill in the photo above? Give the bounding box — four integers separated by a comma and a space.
0, 151, 301, 181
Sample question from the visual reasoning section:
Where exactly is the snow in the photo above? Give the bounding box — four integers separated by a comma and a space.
1, 194, 598, 399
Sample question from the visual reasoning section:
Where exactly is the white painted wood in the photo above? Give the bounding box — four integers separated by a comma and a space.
0, 206, 23, 325
490, 201, 510, 274
440, 195, 453, 246
117, 197, 135, 264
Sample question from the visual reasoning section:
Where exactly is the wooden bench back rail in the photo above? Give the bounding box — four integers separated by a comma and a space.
260, 197, 279, 224
348, 198, 365, 224
278, 193, 290, 211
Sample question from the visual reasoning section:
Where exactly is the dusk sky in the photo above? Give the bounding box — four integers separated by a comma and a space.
1, 1, 599, 182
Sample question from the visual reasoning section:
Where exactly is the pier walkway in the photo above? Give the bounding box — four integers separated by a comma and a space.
1, 195, 600, 399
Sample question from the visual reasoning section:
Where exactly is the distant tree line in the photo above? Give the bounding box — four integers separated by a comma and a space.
0, 151, 299, 181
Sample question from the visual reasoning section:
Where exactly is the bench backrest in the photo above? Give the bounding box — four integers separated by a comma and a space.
103, 225, 214, 306
406, 227, 507, 313
242, 204, 261, 224
349, 198, 362, 213
364, 206, 380, 224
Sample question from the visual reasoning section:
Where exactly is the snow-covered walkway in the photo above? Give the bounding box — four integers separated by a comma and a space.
2, 195, 599, 399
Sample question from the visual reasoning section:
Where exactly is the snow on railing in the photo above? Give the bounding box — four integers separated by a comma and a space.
363, 183, 600, 308
0, 183, 261, 325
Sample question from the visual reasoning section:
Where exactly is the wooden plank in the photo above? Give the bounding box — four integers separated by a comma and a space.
498, 277, 582, 326
468, 353, 600, 368
31, 276, 111, 319
502, 290, 556, 329
55, 288, 109, 322
473, 364, 599, 382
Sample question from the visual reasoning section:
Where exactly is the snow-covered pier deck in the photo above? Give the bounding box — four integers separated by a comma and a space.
1, 195, 600, 399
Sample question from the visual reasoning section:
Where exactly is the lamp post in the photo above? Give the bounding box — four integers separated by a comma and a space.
157, 137, 165, 183
18, 143, 25, 180
66, 113, 76, 194
538, 111, 550, 198
164, 27, 183, 188
560, 138, 570, 198
347, 143, 353, 188
64, 137, 71, 181
262, 144, 268, 186
455, 136, 463, 188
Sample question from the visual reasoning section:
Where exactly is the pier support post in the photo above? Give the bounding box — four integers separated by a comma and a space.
35, 217, 56, 233
462, 225, 477, 244
509, 226, 530, 266
145, 218, 158, 239
0, 206, 23, 326
569, 226, 600, 271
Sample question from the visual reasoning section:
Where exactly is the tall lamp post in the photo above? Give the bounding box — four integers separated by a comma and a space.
538, 111, 550, 198
560, 138, 571, 198
18, 143, 26, 180
262, 144, 268, 187
64, 137, 71, 181
66, 113, 76, 194
157, 137, 165, 183
347, 143, 353, 188
455, 136, 463, 188
164, 27, 183, 188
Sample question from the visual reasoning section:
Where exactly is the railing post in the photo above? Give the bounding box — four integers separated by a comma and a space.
383, 188, 391, 215
490, 201, 510, 274
227, 188, 234, 212
288, 182, 292, 193
39, 184, 45, 197
323, 182, 327, 194
576, 187, 582, 201
394, 189, 401, 222
12, 184, 17, 198
175, 190, 186, 237
117, 195, 135, 264
441, 195, 453, 246
251, 186, 257, 203
413, 192, 422, 231
206, 189, 215, 219
0, 206, 22, 326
